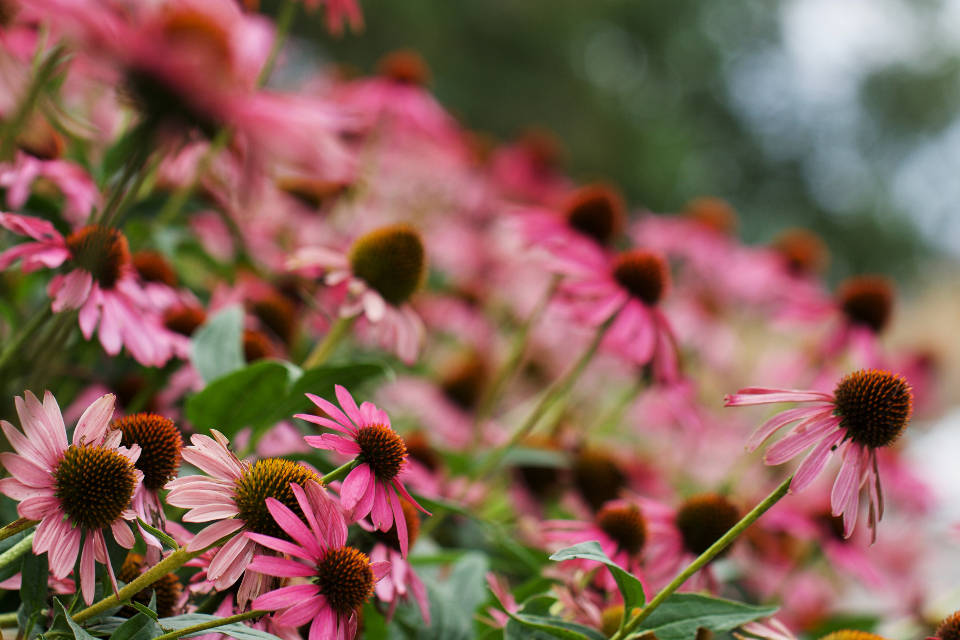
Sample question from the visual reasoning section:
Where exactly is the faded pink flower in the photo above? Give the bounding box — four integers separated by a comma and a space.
0, 392, 142, 603
725, 369, 914, 540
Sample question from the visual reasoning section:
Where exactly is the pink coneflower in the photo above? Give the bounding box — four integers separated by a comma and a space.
542, 499, 650, 592
289, 224, 426, 364
164, 430, 321, 606
0, 213, 172, 366
297, 385, 429, 556
724, 369, 914, 540
248, 483, 389, 640
549, 242, 679, 382
0, 151, 100, 225
514, 182, 626, 255
0, 391, 143, 604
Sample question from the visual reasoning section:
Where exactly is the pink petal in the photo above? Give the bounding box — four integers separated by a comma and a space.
334, 385, 364, 427
264, 497, 321, 556
73, 393, 116, 446
48, 525, 81, 580
792, 427, 845, 492
389, 492, 409, 557
724, 389, 833, 406
764, 416, 839, 465
0, 453, 53, 487
186, 518, 245, 552
304, 394, 354, 432
111, 520, 135, 549
80, 535, 97, 604
370, 483, 392, 530
244, 532, 314, 561
392, 478, 430, 515
248, 555, 316, 578
50, 269, 93, 312
340, 464, 372, 512
17, 494, 59, 520
253, 584, 321, 611
275, 596, 325, 627
745, 406, 831, 452
209, 534, 254, 588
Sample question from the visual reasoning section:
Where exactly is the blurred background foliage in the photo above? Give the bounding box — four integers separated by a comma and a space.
269, 0, 960, 282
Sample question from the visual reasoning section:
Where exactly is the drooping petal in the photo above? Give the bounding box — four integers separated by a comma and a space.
73, 393, 116, 446
186, 518, 245, 552
253, 583, 322, 611
791, 426, 844, 492
340, 464, 372, 512
248, 555, 316, 578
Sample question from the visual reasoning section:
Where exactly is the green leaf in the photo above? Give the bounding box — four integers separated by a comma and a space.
109, 611, 161, 640
158, 614, 284, 640
190, 306, 245, 383
0, 530, 30, 583
394, 552, 488, 640
186, 361, 387, 440
137, 518, 178, 550
504, 597, 605, 640
627, 594, 778, 640
130, 602, 159, 621
549, 541, 644, 623
185, 360, 298, 439
54, 598, 98, 640
19, 545, 48, 621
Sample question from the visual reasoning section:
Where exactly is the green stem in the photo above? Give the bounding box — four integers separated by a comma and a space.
0, 532, 34, 573
320, 460, 357, 486
302, 316, 355, 369
473, 274, 561, 432
0, 519, 37, 543
73, 545, 205, 623
258, 0, 298, 87
610, 476, 793, 640
0, 611, 17, 627
153, 610, 267, 640
98, 146, 159, 228
476, 308, 621, 480
0, 306, 52, 373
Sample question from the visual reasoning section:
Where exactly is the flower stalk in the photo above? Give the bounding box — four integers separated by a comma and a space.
153, 610, 268, 640
0, 519, 37, 543
303, 316, 355, 369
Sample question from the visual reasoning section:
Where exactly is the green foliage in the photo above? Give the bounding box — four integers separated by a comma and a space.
190, 306, 245, 383
18, 545, 48, 640
627, 593, 777, 640
505, 596, 606, 640
393, 552, 489, 640
158, 614, 285, 640
185, 360, 387, 440
550, 541, 645, 620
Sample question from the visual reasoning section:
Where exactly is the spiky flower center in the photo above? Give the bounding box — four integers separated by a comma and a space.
612, 250, 669, 306
316, 546, 376, 615
819, 631, 889, 640
118, 553, 183, 618
773, 228, 828, 276
111, 413, 182, 491
233, 459, 319, 539
837, 276, 894, 334
833, 369, 912, 449
563, 184, 625, 246
596, 504, 647, 556
54, 445, 137, 530
936, 610, 960, 640
356, 425, 407, 480
378, 50, 430, 85
349, 225, 426, 306
65, 226, 130, 289
132, 251, 178, 287
373, 499, 421, 551
243, 329, 273, 362
163, 305, 207, 336
573, 449, 626, 512
675, 494, 739, 556
252, 293, 297, 346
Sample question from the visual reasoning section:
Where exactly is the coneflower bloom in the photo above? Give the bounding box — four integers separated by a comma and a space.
0, 213, 172, 366
297, 385, 429, 556
164, 430, 321, 605
0, 392, 143, 604
515, 182, 626, 255
724, 369, 914, 540
288, 224, 426, 364
542, 499, 650, 592
110, 413, 183, 527
549, 242, 679, 382
248, 483, 389, 640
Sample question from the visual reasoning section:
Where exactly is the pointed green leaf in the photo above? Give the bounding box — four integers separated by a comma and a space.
549, 541, 644, 624
627, 594, 778, 640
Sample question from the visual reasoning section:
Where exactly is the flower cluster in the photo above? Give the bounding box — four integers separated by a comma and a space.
0, 2, 951, 640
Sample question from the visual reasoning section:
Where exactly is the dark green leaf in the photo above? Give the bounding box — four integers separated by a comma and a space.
549, 541, 644, 621
130, 602, 158, 621
0, 530, 30, 583
190, 306, 244, 383
54, 598, 98, 640
503, 597, 605, 640
20, 545, 48, 620
627, 594, 778, 640
109, 611, 161, 640
394, 552, 488, 640
158, 614, 283, 640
